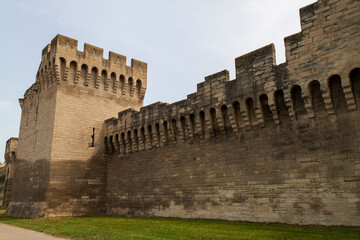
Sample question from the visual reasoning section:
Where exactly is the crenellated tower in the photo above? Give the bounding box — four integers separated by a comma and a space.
8, 34, 147, 217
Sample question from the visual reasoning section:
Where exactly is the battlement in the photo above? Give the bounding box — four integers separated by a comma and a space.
204, 70, 229, 83
50, 34, 78, 50
104, 0, 360, 156
7, 0, 360, 225
23, 34, 148, 107
234, 44, 276, 91
83, 43, 104, 58
109, 52, 127, 66
45, 34, 147, 70
105, 66, 360, 155
299, 1, 318, 31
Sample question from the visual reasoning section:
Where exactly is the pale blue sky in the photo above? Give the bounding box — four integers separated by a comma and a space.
0, 0, 316, 162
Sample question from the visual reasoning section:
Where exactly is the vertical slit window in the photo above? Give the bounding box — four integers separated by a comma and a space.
246, 98, 256, 125
148, 125, 153, 147
259, 94, 273, 124
69, 61, 77, 82
309, 81, 326, 114
189, 114, 195, 137
221, 105, 229, 133
141, 127, 146, 149
60, 58, 66, 80
163, 121, 169, 142
275, 90, 289, 120
127, 131, 132, 152
134, 129, 139, 151
155, 123, 161, 146
291, 85, 306, 118
171, 119, 177, 141
180, 116, 186, 139
329, 75, 347, 113
232, 101, 241, 128
121, 133, 126, 153
199, 111, 205, 136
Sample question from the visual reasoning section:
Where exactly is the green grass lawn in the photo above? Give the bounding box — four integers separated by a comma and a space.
0, 212, 359, 240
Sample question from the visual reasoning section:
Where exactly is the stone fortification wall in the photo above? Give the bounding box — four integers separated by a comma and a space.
8, 35, 147, 217
104, 0, 360, 226
2, 138, 18, 209
0, 164, 5, 208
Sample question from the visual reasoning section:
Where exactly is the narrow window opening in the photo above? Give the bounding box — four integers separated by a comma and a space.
163, 121, 169, 142
141, 127, 146, 149
309, 80, 326, 115
209, 108, 217, 135
121, 133, 126, 153
199, 111, 205, 136
189, 114, 195, 137
91, 127, 95, 147
101, 70, 107, 87
111, 72, 116, 91
80, 64, 88, 84
291, 86, 306, 119
259, 94, 273, 125
221, 105, 229, 133
155, 123, 161, 146
115, 134, 119, 153
171, 119, 177, 141
60, 58, 66, 80
329, 75, 347, 113
148, 125, 153, 147
69, 61, 77, 82
134, 129, 139, 151
274, 90, 289, 121
109, 135, 114, 153
127, 131, 132, 152
180, 116, 186, 140
120, 75, 125, 94
91, 67, 98, 87
136, 80, 142, 95
232, 101, 242, 128
128, 77, 134, 95
246, 98, 257, 125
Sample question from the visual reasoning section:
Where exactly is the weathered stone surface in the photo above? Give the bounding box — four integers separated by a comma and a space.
6, 34, 147, 217
104, 0, 360, 226
0, 138, 17, 209
5, 0, 360, 226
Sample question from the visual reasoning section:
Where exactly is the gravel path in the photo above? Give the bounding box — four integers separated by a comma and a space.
0, 223, 68, 240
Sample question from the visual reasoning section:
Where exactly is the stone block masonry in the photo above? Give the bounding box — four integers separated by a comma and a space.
1, 138, 18, 209
104, 0, 360, 226
5, 0, 360, 226
7, 34, 147, 217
